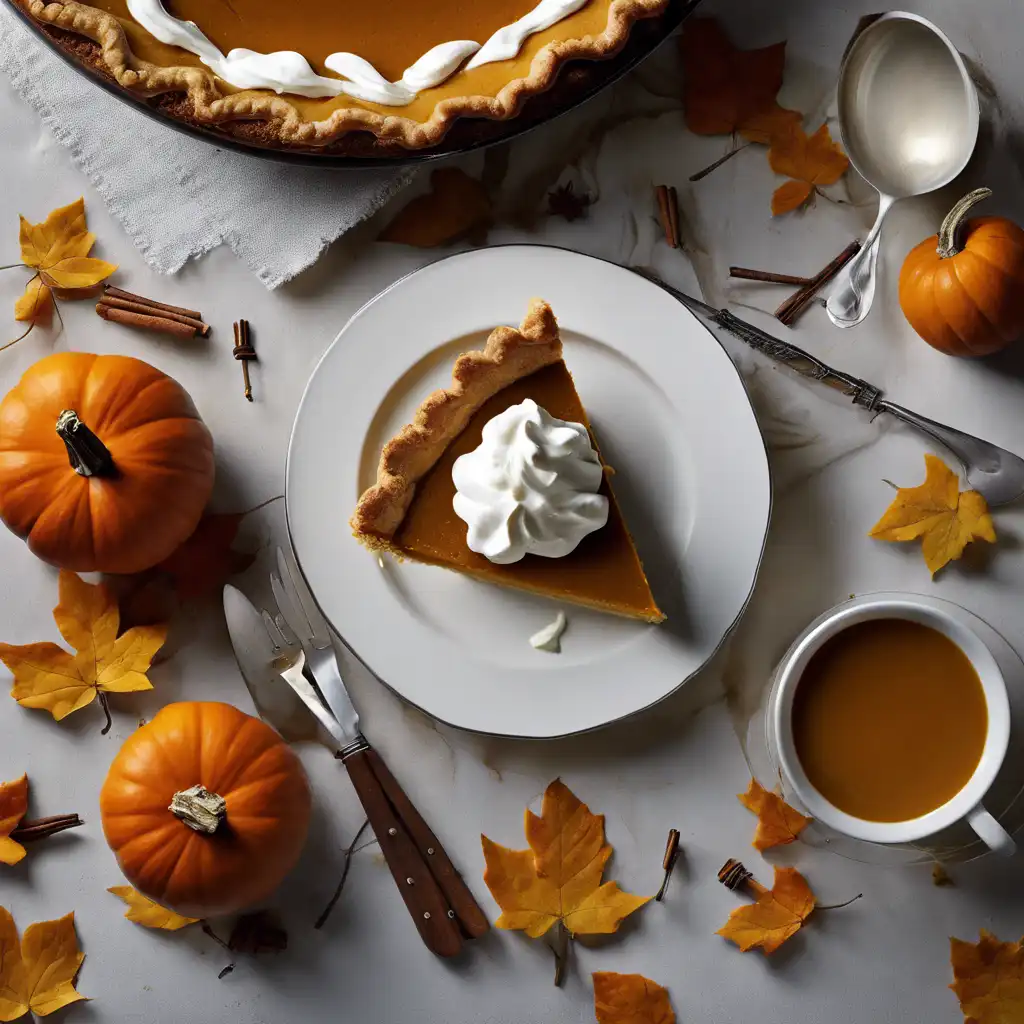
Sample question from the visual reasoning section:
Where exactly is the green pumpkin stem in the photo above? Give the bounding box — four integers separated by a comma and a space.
937, 187, 993, 259
56, 409, 116, 478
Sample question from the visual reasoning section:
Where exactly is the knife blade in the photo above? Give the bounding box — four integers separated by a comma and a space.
222, 584, 321, 743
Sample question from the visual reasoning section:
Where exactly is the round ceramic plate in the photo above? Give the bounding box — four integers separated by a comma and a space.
287, 246, 771, 737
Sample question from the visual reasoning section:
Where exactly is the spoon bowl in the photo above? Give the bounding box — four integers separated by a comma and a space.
826, 12, 979, 328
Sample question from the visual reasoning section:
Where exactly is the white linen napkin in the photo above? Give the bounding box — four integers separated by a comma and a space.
0, 4, 415, 288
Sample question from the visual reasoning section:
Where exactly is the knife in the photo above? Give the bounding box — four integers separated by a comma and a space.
224, 565, 490, 956
634, 268, 1024, 506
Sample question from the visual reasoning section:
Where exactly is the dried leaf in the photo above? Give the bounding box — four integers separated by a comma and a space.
680, 18, 801, 143
39, 256, 117, 291
548, 182, 593, 222
593, 972, 676, 1024
0, 776, 28, 867
18, 198, 115, 289
0, 570, 166, 726
380, 168, 492, 248
154, 513, 256, 602
13, 278, 51, 325
481, 779, 650, 939
717, 865, 814, 955
869, 454, 996, 575
950, 930, 1024, 1024
0, 908, 86, 1021
768, 124, 850, 214
738, 778, 811, 851
933, 863, 955, 887
108, 887, 199, 931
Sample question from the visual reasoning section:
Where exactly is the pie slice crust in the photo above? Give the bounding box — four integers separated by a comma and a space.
351, 300, 665, 622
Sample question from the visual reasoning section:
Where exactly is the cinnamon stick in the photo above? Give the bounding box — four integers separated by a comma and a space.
98, 295, 208, 335
729, 267, 813, 286
654, 185, 675, 247
103, 286, 202, 321
775, 240, 861, 326
11, 813, 83, 843
97, 303, 197, 338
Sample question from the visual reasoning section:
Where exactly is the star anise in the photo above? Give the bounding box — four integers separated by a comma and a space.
547, 182, 593, 222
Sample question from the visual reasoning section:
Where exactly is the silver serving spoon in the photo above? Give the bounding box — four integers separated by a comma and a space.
826, 12, 979, 328
635, 269, 1024, 507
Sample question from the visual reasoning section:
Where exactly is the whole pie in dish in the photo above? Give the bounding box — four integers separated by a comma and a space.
351, 299, 665, 622
14, 0, 670, 151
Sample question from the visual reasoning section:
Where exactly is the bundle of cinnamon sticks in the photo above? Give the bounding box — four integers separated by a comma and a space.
96, 286, 210, 338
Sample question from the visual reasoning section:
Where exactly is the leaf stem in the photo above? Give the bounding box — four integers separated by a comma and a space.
689, 141, 752, 183
98, 691, 113, 735
552, 921, 570, 987
315, 818, 372, 929
816, 893, 863, 911
0, 263, 29, 271
0, 321, 37, 354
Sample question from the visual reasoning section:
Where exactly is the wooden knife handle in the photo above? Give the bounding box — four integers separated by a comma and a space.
343, 748, 463, 957
363, 748, 490, 939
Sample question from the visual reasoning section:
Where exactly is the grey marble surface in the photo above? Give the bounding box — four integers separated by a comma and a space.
2, 1, 1024, 1021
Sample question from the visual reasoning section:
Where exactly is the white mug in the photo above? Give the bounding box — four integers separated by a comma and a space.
772, 596, 1016, 856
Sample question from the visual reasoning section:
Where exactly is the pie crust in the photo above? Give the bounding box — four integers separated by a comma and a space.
13, 0, 670, 150
351, 299, 561, 547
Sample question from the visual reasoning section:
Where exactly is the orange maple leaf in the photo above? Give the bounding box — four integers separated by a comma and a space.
717, 865, 815, 955
768, 124, 850, 214
950, 930, 1024, 1024
680, 18, 801, 144
108, 887, 199, 931
0, 908, 86, 1020
154, 512, 256, 602
739, 779, 811, 851
593, 972, 676, 1024
380, 169, 492, 248
0, 775, 28, 867
869, 454, 996, 575
481, 779, 650, 939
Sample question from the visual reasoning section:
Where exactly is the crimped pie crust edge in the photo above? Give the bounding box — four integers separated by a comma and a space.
16, 0, 670, 149
350, 299, 562, 548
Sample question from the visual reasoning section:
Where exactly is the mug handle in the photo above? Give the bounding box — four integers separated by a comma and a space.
967, 805, 1017, 857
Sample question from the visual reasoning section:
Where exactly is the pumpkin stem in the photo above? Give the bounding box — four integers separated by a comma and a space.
937, 187, 994, 258
170, 785, 226, 834
56, 410, 116, 478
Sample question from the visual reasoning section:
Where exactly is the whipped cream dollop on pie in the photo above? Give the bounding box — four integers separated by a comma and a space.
18, 0, 669, 150
452, 398, 609, 564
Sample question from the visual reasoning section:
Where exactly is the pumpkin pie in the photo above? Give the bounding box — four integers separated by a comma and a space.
12, 0, 669, 152
351, 300, 664, 622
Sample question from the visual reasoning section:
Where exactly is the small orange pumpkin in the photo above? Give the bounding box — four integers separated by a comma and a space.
0, 352, 214, 574
100, 702, 311, 918
899, 187, 1024, 357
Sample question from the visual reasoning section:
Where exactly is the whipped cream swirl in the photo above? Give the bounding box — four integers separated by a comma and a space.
126, 0, 590, 105
452, 399, 609, 564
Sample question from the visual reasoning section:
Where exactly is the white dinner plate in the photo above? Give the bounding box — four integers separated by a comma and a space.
286, 246, 771, 738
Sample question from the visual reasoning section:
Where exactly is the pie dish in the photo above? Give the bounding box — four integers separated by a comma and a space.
350, 299, 664, 622
12, 0, 670, 152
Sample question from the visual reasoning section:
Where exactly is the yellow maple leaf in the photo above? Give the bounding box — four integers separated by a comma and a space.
481, 779, 650, 939
738, 778, 811, 851
768, 124, 850, 215
13, 198, 116, 328
108, 887, 199, 931
593, 972, 676, 1024
950, 930, 1024, 1024
0, 776, 28, 867
717, 865, 815, 955
0, 570, 166, 733
0, 908, 86, 1021
869, 454, 996, 575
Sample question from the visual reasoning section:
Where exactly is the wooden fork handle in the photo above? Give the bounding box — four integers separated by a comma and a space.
343, 747, 463, 957
364, 748, 490, 939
